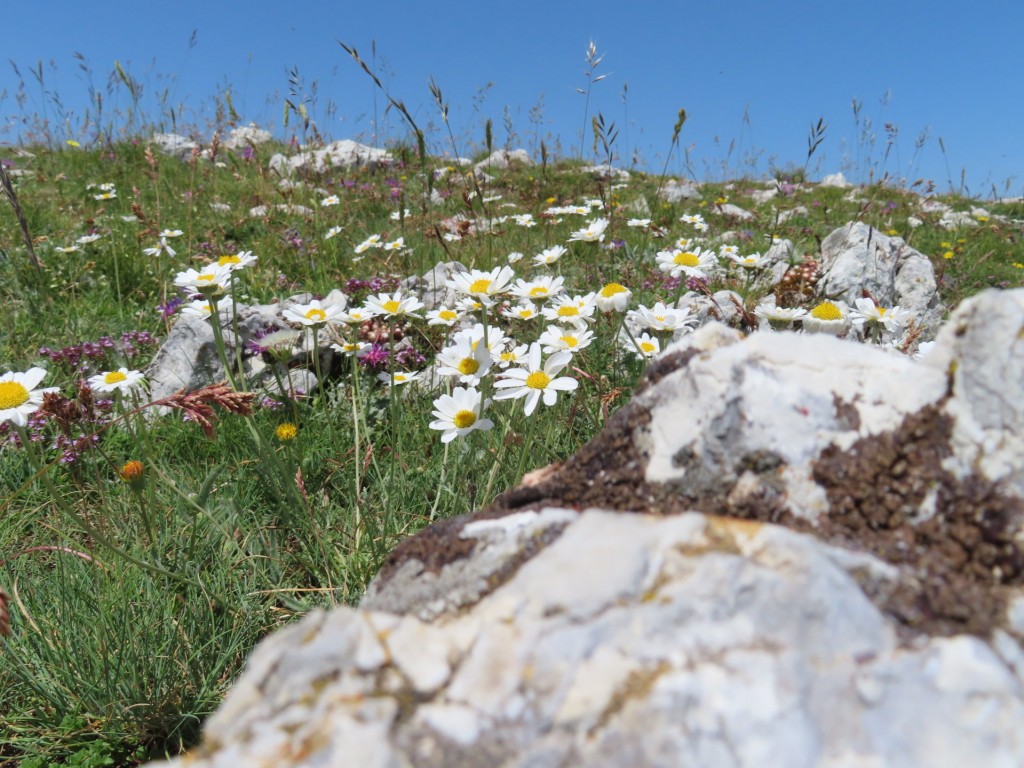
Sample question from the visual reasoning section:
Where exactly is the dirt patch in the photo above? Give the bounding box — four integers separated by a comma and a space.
810, 402, 1024, 638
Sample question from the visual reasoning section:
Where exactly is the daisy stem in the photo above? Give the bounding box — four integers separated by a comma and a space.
350, 355, 363, 549
513, 412, 538, 485
207, 296, 240, 391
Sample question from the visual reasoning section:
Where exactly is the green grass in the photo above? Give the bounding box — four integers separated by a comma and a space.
0, 129, 1022, 766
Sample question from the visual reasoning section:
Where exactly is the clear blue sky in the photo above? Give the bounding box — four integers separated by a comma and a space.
5, 0, 1022, 197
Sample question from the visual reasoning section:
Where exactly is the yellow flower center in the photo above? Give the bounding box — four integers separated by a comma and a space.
382, 300, 401, 314
526, 371, 551, 390
517, 309, 533, 318
877, 307, 888, 316
0, 381, 30, 409
600, 283, 627, 297
305, 308, 327, 322
103, 371, 127, 385
811, 301, 843, 321
529, 286, 548, 297
500, 352, 515, 362
673, 252, 700, 267
556, 306, 580, 317
218, 255, 241, 265
469, 278, 492, 294
439, 310, 457, 320
453, 410, 477, 429
458, 358, 480, 375
641, 342, 656, 354
560, 336, 578, 348
197, 273, 216, 283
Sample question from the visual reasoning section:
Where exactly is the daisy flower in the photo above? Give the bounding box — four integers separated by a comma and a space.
538, 325, 595, 355
93, 191, 117, 201
181, 298, 235, 320
507, 251, 525, 264
426, 306, 463, 327
325, 226, 343, 240
513, 213, 536, 227
0, 368, 59, 427
802, 301, 849, 335
502, 303, 541, 321
383, 237, 407, 252
174, 263, 234, 296
496, 342, 529, 368
159, 229, 184, 239
377, 370, 420, 386
619, 330, 661, 359
331, 340, 368, 357
627, 302, 696, 333
540, 294, 597, 329
510, 275, 566, 302
87, 367, 146, 394
754, 304, 807, 331
283, 298, 348, 327
680, 213, 707, 228
447, 265, 516, 301
655, 246, 718, 279
627, 218, 651, 228
595, 283, 632, 313
76, 234, 102, 245
568, 217, 609, 243
143, 239, 177, 258
493, 342, 578, 417
354, 234, 383, 254
389, 208, 412, 221
533, 245, 568, 266
718, 244, 740, 258
849, 297, 910, 334
321, 195, 340, 207
727, 252, 768, 269
54, 245, 81, 254
216, 251, 258, 271
429, 386, 494, 443
453, 323, 509, 355
363, 291, 424, 319
456, 297, 486, 314
436, 337, 493, 386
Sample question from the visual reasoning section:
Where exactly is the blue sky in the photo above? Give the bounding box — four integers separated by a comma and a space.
5, 0, 1022, 196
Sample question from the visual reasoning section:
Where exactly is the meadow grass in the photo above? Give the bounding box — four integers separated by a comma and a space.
1, 104, 1022, 766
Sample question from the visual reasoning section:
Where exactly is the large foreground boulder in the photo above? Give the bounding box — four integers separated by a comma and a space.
152, 289, 1024, 767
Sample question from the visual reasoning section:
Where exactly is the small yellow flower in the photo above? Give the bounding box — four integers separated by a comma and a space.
715, 196, 728, 205
976, 215, 990, 223
275, 423, 298, 442
1013, 262, 1024, 270
940, 241, 952, 248
545, 196, 556, 204
943, 251, 955, 260
885, 228, 898, 236
65, 139, 80, 148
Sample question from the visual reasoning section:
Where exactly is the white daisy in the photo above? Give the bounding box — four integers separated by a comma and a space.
595, 283, 632, 313
655, 246, 718, 279
436, 337, 493, 386
493, 343, 579, 416
509, 275, 566, 302
363, 291, 424, 319
568, 217, 609, 243
0, 368, 59, 427
429, 386, 494, 443
619, 330, 661, 359
87, 367, 146, 394
283, 298, 348, 327
534, 245, 568, 266
538, 325, 595, 355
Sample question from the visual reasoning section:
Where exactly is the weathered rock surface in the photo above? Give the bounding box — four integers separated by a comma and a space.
151, 289, 1024, 767
817, 221, 945, 335
473, 148, 531, 175
269, 140, 391, 175
657, 178, 701, 202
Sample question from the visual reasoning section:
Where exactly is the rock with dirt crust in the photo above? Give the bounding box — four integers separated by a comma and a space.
223, 124, 272, 150
149, 289, 1024, 768
817, 221, 945, 336
657, 178, 701, 202
473, 148, 531, 174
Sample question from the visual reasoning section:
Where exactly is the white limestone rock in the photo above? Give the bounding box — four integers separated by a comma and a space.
269, 139, 391, 175
658, 178, 701, 202
151, 508, 1024, 768
817, 221, 945, 336
223, 123, 272, 150
473, 149, 531, 174
151, 132, 198, 161
820, 172, 852, 188
717, 202, 755, 221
